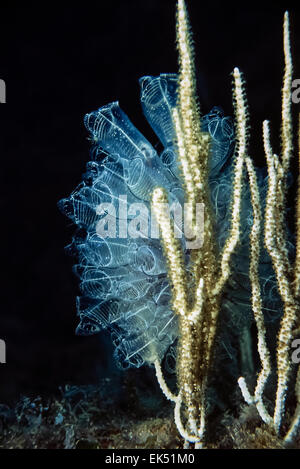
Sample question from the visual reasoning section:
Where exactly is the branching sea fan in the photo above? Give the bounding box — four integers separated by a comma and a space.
58, 0, 299, 447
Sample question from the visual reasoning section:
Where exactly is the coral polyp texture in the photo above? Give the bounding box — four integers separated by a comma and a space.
59, 0, 300, 449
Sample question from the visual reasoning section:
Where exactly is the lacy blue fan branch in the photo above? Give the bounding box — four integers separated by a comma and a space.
58, 73, 281, 370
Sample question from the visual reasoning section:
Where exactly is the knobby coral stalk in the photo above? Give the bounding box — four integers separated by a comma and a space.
238, 11, 300, 443
151, 0, 248, 447
153, 0, 300, 448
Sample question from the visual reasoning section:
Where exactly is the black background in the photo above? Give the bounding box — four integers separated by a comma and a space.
0, 0, 300, 404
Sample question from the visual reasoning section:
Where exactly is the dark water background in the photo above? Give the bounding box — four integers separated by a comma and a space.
0, 0, 300, 405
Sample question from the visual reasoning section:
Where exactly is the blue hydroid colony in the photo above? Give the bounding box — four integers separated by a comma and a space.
58, 77, 278, 369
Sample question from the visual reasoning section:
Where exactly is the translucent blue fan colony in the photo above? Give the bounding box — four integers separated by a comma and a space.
58, 74, 282, 370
